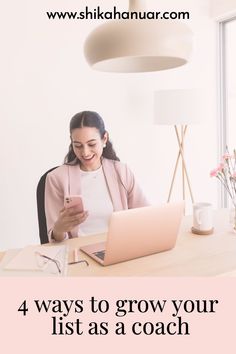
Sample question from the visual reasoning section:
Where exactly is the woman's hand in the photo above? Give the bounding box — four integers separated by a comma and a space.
52, 206, 88, 241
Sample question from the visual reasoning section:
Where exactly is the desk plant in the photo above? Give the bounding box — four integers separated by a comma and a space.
210, 148, 236, 232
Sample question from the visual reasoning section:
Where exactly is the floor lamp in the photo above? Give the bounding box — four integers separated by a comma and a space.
154, 89, 201, 204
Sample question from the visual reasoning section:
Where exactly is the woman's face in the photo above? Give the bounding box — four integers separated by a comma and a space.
71, 127, 107, 171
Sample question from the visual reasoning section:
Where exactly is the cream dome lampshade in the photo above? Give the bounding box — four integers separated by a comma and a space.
84, 0, 193, 73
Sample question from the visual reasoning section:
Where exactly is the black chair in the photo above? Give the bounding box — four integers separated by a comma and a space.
36, 167, 58, 244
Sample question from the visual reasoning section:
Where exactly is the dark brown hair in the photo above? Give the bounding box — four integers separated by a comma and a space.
64, 111, 120, 164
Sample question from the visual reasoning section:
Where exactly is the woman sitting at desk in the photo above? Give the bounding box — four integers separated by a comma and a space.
45, 111, 148, 242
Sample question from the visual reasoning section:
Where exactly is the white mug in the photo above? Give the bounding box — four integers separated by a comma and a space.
193, 202, 213, 231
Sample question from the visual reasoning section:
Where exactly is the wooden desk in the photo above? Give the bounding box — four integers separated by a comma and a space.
1, 209, 236, 276
60, 209, 236, 277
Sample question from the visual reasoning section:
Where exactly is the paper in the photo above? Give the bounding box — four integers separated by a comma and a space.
0, 245, 68, 276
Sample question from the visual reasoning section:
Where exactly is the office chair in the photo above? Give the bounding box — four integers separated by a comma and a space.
36, 167, 58, 244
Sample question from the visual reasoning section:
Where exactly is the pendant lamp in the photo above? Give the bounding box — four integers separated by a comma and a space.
84, 0, 193, 73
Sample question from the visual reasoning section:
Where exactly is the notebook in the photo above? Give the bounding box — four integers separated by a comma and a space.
80, 202, 184, 266
0, 244, 68, 276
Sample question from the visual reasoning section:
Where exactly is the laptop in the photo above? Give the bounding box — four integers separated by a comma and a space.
80, 202, 184, 266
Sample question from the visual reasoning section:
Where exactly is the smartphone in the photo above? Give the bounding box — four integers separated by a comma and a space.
64, 195, 84, 212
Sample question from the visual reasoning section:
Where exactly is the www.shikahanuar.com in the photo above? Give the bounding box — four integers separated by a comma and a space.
46, 6, 190, 21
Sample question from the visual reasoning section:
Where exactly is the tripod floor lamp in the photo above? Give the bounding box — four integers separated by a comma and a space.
154, 89, 201, 204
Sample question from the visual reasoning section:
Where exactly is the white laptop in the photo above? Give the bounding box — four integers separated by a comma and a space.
80, 202, 184, 266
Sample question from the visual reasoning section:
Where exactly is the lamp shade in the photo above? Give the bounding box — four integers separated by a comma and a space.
84, 1, 193, 73
154, 89, 202, 125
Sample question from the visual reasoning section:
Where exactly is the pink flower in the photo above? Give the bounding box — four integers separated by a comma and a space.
210, 163, 224, 177
222, 153, 231, 160
217, 163, 224, 172
210, 169, 219, 177
211, 149, 236, 203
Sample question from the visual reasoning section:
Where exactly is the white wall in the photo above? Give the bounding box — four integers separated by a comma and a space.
0, 0, 219, 250
210, 0, 236, 19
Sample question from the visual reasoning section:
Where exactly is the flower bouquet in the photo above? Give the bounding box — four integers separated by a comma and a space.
210, 148, 236, 231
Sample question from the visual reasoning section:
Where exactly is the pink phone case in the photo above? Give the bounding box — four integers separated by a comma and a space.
64, 195, 84, 211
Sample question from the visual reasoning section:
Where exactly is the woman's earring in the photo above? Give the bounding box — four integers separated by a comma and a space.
103, 144, 106, 148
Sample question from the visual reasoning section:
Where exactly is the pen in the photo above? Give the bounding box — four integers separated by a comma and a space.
73, 248, 79, 263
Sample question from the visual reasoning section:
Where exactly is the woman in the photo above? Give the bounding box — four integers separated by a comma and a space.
45, 111, 149, 242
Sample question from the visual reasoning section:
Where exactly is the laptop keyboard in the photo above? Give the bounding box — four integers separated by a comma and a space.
93, 250, 106, 260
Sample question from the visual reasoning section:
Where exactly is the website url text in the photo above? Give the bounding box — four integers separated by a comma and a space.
46, 6, 190, 21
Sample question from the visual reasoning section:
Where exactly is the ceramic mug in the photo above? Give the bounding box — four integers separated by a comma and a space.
193, 202, 213, 232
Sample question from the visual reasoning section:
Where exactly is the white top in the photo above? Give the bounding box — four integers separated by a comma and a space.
79, 166, 113, 236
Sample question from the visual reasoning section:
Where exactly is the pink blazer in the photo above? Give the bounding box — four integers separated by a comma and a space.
45, 158, 149, 241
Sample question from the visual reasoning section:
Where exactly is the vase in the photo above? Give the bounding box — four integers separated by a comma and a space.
229, 206, 236, 233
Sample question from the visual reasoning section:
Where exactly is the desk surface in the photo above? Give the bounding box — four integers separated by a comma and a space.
1, 209, 236, 277
59, 209, 236, 277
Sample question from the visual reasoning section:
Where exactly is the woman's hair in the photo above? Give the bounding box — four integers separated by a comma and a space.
64, 111, 120, 164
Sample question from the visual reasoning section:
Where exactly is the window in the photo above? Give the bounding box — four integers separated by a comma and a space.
218, 17, 236, 207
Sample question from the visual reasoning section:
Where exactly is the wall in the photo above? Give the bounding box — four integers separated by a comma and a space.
210, 0, 236, 19
0, 0, 218, 250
